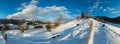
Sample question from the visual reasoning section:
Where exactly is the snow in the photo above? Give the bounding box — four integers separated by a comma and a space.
90, 19, 120, 44
106, 22, 120, 28
0, 32, 6, 44
0, 18, 120, 44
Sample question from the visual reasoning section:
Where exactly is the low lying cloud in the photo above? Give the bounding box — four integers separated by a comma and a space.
39, 6, 67, 15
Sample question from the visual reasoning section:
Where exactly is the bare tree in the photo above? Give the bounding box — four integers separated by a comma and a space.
55, 15, 63, 23
86, 11, 92, 19
54, 15, 63, 28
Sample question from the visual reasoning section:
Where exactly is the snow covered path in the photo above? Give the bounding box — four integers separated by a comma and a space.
88, 19, 120, 44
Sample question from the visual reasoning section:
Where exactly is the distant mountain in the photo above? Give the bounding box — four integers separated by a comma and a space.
0, 19, 47, 25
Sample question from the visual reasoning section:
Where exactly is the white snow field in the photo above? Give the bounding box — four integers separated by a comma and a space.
0, 18, 120, 44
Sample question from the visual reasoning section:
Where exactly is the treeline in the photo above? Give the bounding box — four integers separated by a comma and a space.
94, 16, 120, 24
76, 11, 92, 20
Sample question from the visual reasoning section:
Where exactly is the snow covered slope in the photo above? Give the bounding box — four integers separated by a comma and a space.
0, 18, 120, 44
0, 32, 6, 44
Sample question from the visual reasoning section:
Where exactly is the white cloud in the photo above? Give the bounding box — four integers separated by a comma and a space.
101, 7, 117, 14
16, 0, 38, 11
103, 9, 107, 12
107, 7, 116, 11
39, 5, 67, 15
111, 11, 119, 14
16, 7, 23, 11
30, 0, 38, 5
89, 0, 112, 12
15, 3, 26, 11
7, 0, 72, 21
8, 1, 38, 19
38, 5, 72, 21
100, 6, 103, 9
21, 3, 27, 7
90, 0, 100, 12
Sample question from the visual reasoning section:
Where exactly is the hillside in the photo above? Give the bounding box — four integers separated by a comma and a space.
0, 18, 120, 44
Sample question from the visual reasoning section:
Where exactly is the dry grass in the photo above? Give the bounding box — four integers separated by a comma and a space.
53, 22, 60, 28
45, 21, 61, 31
45, 22, 52, 31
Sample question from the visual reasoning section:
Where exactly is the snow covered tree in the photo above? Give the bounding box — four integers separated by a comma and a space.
86, 11, 92, 19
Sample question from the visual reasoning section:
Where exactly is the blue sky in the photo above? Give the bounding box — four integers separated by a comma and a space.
0, 0, 120, 19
